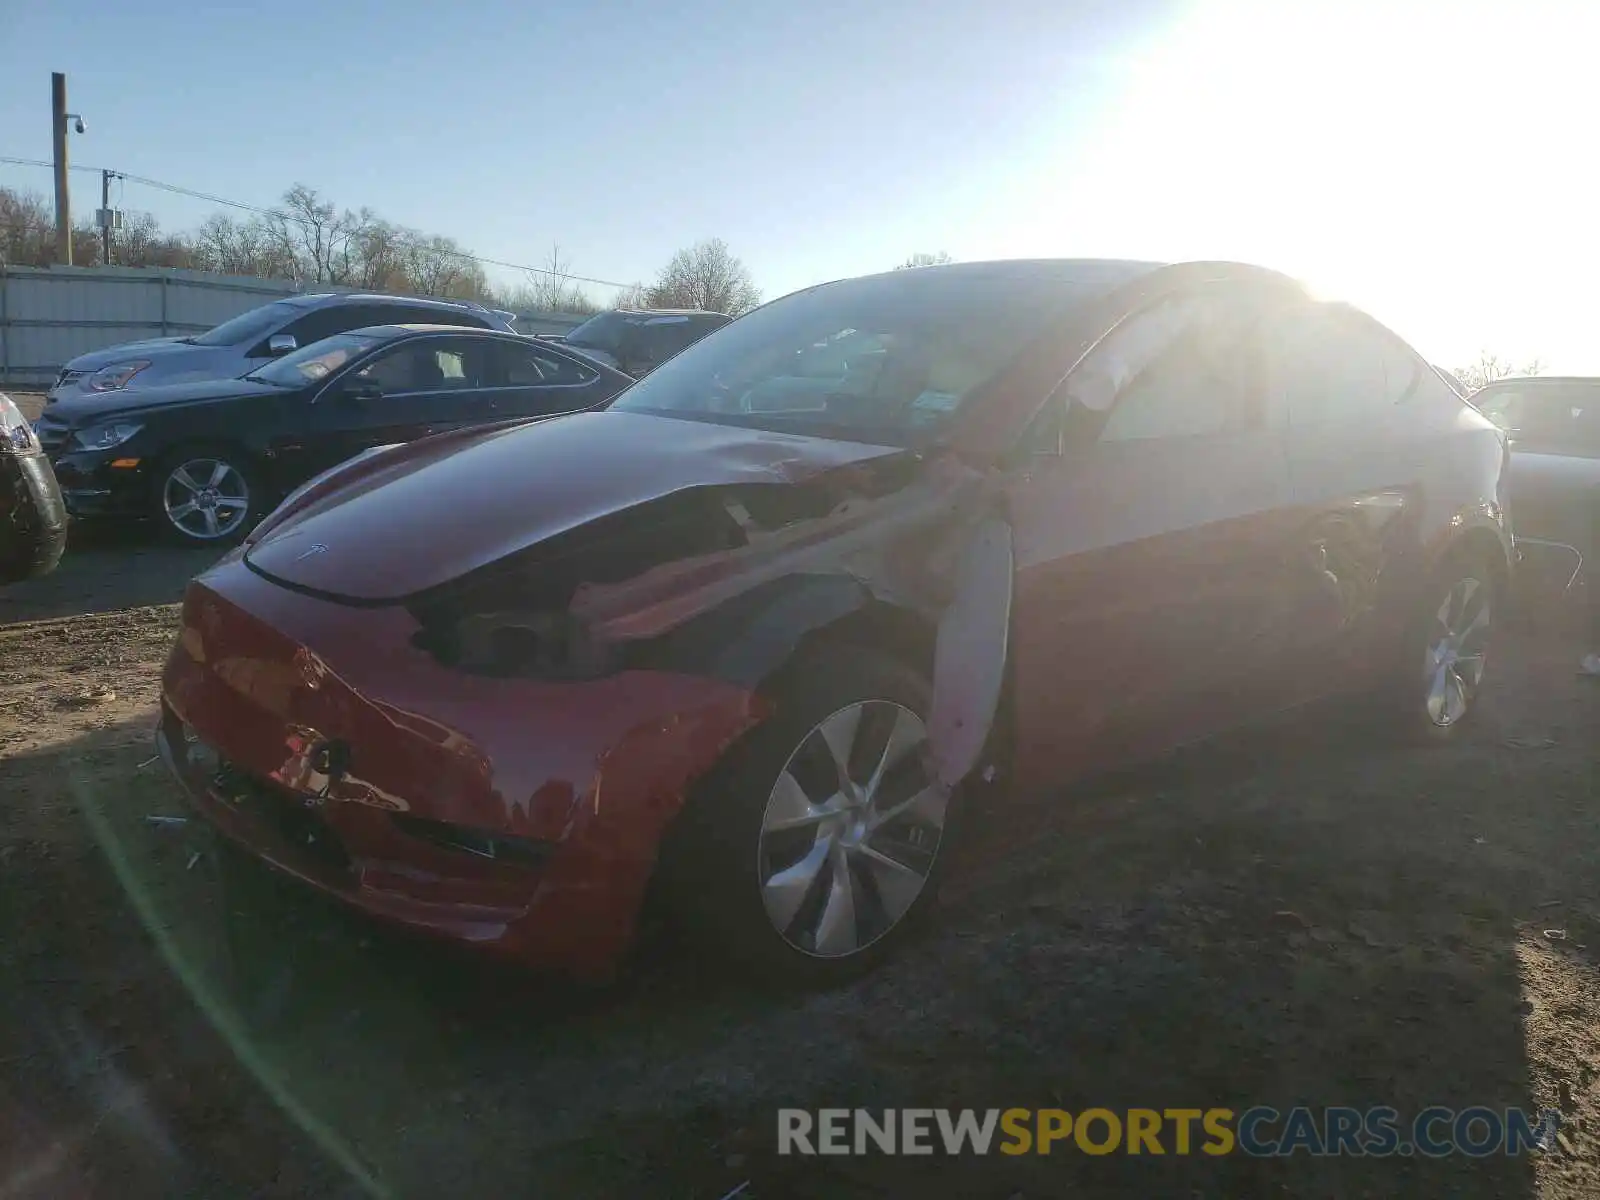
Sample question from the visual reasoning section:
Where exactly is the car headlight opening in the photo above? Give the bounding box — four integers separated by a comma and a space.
70, 421, 144, 452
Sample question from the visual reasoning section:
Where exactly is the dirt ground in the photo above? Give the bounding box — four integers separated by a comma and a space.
3, 390, 1598, 1197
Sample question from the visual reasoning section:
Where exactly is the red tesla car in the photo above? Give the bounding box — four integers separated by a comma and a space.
157, 259, 1512, 986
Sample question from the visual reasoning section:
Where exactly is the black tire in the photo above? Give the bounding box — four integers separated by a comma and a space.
659, 647, 957, 989
150, 443, 263, 546
1387, 544, 1500, 744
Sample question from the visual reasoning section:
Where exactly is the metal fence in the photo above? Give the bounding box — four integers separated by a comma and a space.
0, 263, 587, 387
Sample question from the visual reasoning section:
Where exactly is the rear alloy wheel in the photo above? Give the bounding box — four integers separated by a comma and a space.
662, 649, 956, 987
158, 452, 255, 544
1390, 553, 1497, 742
1420, 575, 1492, 728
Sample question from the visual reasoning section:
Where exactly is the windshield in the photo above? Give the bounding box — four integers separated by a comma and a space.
563, 311, 631, 351
248, 333, 382, 387
607, 268, 1096, 445
190, 299, 307, 348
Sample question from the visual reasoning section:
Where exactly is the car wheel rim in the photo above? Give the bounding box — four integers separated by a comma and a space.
1422, 576, 1491, 727
756, 700, 945, 959
163, 458, 249, 540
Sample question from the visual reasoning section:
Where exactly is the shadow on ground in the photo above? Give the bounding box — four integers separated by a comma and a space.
0, 522, 216, 625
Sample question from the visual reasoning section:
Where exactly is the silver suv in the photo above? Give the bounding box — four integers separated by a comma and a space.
46, 292, 518, 404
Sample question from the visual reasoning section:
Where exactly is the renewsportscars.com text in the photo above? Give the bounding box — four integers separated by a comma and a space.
777, 1106, 1561, 1157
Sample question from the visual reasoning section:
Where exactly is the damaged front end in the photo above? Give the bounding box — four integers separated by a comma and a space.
402, 443, 1015, 790
174, 411, 1022, 977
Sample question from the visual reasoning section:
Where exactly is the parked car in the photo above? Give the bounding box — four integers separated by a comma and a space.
555, 308, 731, 376
1469, 375, 1600, 587
156, 259, 1511, 987
45, 293, 519, 405
0, 393, 67, 584
38, 325, 629, 544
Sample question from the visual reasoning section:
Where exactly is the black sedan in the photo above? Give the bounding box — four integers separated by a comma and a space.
34, 325, 632, 544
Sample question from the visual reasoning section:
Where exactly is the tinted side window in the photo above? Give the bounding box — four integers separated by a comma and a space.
492, 341, 597, 387
632, 321, 692, 366
272, 306, 360, 352
1269, 308, 1388, 428
1095, 296, 1262, 443
352, 338, 485, 394
1489, 385, 1600, 455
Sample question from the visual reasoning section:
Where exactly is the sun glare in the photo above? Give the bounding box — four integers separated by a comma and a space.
998, 2, 1600, 372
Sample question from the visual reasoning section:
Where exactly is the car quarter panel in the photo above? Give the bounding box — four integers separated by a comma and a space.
1265, 308, 1512, 701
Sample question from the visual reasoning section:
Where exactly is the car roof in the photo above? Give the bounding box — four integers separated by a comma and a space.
343, 323, 515, 338
1475, 375, 1598, 389
293, 292, 491, 312
881, 257, 1165, 281
610, 307, 728, 317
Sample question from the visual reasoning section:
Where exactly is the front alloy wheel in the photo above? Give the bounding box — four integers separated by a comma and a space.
757, 700, 946, 958
162, 457, 251, 542
1421, 575, 1492, 727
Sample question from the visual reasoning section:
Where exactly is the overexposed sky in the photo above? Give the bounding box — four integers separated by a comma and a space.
964, 1, 1600, 373
2, 0, 1593, 372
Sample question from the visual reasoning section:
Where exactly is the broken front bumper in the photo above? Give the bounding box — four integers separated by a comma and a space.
157, 561, 767, 980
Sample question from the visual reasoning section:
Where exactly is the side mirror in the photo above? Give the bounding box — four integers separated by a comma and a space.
268, 334, 298, 356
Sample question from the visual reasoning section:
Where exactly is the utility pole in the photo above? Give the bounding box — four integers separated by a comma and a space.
51, 72, 71, 265
101, 169, 115, 265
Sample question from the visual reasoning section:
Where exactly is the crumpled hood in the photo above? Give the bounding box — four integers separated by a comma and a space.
242, 411, 909, 603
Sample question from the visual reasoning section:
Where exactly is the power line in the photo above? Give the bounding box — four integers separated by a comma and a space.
0, 154, 635, 288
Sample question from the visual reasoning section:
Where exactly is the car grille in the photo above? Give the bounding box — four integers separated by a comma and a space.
33, 414, 71, 458
54, 368, 85, 390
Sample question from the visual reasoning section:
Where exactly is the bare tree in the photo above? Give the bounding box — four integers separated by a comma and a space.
3, 179, 564, 312
0, 187, 55, 265
346, 219, 407, 290
190, 212, 295, 278
397, 232, 490, 300
260, 184, 375, 285
0, 186, 100, 266
611, 281, 651, 310
1452, 351, 1546, 394
111, 211, 196, 269
646, 238, 761, 315
501, 244, 597, 314
895, 251, 953, 269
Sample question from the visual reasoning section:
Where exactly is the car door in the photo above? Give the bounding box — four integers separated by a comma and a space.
1006, 286, 1299, 796
1486, 381, 1600, 551
293, 335, 483, 484
1258, 303, 1430, 701
476, 338, 606, 421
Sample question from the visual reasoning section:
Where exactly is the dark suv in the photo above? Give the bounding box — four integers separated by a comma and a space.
1471, 375, 1600, 581
556, 309, 732, 376
46, 293, 519, 405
